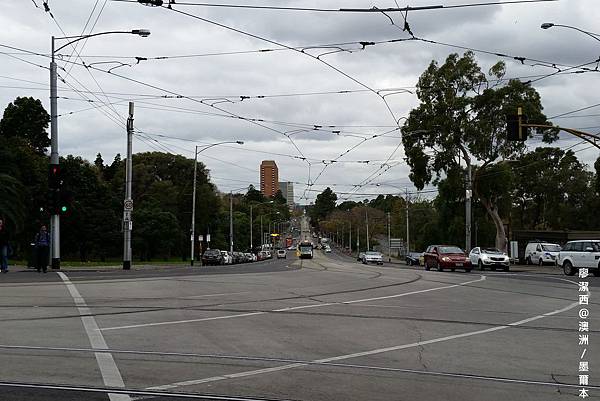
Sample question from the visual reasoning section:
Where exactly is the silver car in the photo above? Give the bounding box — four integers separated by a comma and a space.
469, 247, 510, 271
362, 251, 384, 265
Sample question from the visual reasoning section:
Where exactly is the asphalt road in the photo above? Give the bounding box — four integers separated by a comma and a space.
0, 245, 598, 400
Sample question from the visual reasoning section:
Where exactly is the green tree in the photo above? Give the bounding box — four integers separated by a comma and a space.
309, 187, 337, 226
0, 97, 50, 154
402, 52, 554, 251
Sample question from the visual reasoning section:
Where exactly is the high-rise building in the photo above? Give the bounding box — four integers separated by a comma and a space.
260, 160, 279, 197
279, 181, 294, 208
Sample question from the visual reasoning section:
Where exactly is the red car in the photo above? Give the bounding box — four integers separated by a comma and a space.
423, 245, 472, 272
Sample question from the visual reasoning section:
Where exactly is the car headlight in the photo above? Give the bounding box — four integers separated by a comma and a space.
465, 257, 470, 262
442, 257, 451, 262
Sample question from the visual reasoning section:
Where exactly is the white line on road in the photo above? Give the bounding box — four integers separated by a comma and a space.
57, 272, 130, 401
100, 276, 485, 331
147, 298, 579, 391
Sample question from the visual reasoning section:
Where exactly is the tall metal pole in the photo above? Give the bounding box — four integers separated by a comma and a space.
365, 209, 370, 251
50, 36, 60, 270
190, 146, 198, 266
356, 226, 360, 258
387, 211, 391, 262
405, 188, 410, 254
123, 102, 134, 270
349, 220, 352, 253
250, 205, 253, 251
260, 215, 263, 249
466, 165, 472, 251
229, 192, 234, 254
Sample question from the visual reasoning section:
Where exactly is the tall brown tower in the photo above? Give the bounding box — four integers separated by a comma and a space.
260, 160, 279, 197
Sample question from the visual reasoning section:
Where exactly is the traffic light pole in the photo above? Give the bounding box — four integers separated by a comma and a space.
123, 102, 134, 270
50, 37, 60, 270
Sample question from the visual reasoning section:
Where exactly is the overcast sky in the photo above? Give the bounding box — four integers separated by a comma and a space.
1, 0, 599, 203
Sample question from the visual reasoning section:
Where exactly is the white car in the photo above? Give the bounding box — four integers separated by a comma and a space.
220, 251, 232, 265
469, 247, 510, 271
362, 251, 384, 265
324, 246, 331, 253
558, 240, 600, 276
277, 249, 287, 259
524, 241, 561, 266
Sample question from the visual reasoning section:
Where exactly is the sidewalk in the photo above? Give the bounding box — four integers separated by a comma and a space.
4, 263, 188, 273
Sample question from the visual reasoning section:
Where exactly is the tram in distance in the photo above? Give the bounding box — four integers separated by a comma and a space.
298, 241, 314, 259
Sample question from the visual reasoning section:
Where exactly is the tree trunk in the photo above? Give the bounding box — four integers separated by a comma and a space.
479, 197, 508, 252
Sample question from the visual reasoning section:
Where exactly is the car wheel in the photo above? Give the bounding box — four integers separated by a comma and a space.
491, 266, 496, 271
465, 269, 472, 273
593, 269, 600, 277
451, 268, 455, 272
436, 262, 443, 272
407, 259, 412, 266
478, 261, 484, 271
503, 266, 509, 272
538, 258, 544, 267
526, 257, 531, 265
424, 262, 430, 271
563, 261, 576, 276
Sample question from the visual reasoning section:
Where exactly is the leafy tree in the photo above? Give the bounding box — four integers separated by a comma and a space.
402, 51, 554, 251
0, 97, 50, 154
309, 187, 337, 226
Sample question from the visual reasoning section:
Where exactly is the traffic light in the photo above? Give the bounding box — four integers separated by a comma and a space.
506, 107, 528, 141
48, 164, 62, 190
58, 189, 73, 216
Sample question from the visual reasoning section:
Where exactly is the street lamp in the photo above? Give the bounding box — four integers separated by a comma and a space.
249, 200, 273, 251
540, 23, 600, 43
190, 141, 244, 266
49, 29, 150, 270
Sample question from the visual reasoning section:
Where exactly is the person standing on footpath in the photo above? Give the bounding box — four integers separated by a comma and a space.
0, 218, 9, 274
34, 225, 50, 273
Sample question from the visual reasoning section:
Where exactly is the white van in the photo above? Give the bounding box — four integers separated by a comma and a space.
524, 241, 561, 266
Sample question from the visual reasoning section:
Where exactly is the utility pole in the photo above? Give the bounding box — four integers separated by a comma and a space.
190, 145, 198, 266
49, 36, 60, 270
356, 226, 360, 258
405, 188, 410, 254
249, 205, 253, 251
123, 102, 134, 270
229, 192, 234, 254
365, 209, 370, 251
387, 211, 391, 262
260, 215, 263, 249
466, 165, 472, 251
348, 220, 352, 253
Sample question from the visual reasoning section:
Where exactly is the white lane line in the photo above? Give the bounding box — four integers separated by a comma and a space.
57, 272, 130, 401
100, 276, 485, 331
148, 298, 579, 391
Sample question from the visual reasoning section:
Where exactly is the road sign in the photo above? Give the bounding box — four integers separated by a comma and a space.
124, 199, 133, 211
198, 235, 204, 241
389, 238, 404, 248
206, 234, 211, 242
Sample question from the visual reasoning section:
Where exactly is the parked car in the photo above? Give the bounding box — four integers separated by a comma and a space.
202, 249, 224, 266
524, 241, 561, 265
357, 252, 365, 261
232, 252, 244, 264
469, 247, 510, 271
324, 245, 331, 253
362, 251, 384, 265
243, 252, 254, 263
277, 249, 287, 259
405, 252, 423, 266
558, 240, 600, 276
220, 251, 232, 265
423, 245, 472, 272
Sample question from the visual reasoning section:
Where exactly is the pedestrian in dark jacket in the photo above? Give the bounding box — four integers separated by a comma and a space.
0, 218, 9, 273
34, 225, 50, 273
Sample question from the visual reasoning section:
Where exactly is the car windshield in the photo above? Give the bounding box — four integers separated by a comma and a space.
482, 248, 502, 254
366, 252, 381, 256
542, 244, 561, 252
439, 246, 464, 254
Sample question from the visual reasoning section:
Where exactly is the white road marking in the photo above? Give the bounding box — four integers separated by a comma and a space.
100, 276, 485, 331
57, 272, 130, 401
147, 298, 580, 391
187, 291, 250, 299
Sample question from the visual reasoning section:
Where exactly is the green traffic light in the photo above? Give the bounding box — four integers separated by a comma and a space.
61, 206, 68, 212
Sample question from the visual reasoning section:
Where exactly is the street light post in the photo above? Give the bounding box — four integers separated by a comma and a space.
541, 23, 600, 43
190, 141, 243, 266
50, 29, 150, 270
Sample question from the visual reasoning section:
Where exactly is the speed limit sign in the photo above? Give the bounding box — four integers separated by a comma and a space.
124, 199, 133, 211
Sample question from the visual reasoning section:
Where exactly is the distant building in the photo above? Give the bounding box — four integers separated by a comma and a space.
279, 181, 294, 208
260, 160, 279, 197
